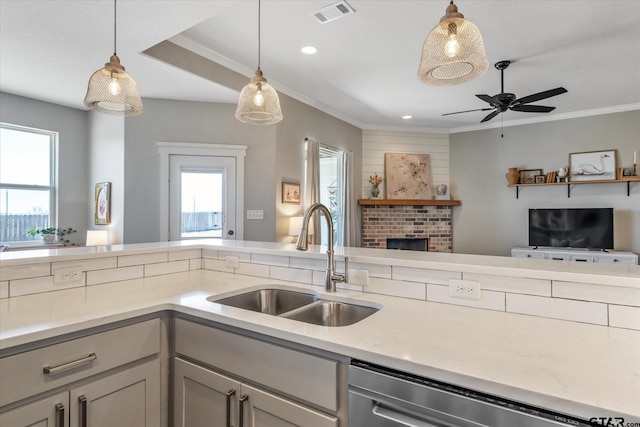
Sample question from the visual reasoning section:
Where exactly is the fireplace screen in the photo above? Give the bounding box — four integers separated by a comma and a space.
386, 238, 429, 251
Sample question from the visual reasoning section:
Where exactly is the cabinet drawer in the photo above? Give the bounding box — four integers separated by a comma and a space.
0, 319, 160, 407
570, 254, 594, 263
175, 318, 338, 412
512, 250, 544, 259
595, 255, 637, 265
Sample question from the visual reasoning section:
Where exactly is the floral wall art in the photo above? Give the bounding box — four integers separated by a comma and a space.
94, 182, 111, 225
385, 153, 432, 199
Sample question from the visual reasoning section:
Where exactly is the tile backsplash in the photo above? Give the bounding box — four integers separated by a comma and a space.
1, 246, 638, 331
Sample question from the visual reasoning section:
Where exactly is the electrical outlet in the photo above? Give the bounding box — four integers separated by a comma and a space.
224, 256, 239, 269
53, 266, 83, 285
448, 279, 481, 300
348, 269, 369, 285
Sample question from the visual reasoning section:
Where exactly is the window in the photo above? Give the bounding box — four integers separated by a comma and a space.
319, 145, 345, 246
0, 123, 57, 242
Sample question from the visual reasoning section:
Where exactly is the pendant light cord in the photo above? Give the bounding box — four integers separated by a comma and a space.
113, 0, 117, 55
257, 0, 261, 69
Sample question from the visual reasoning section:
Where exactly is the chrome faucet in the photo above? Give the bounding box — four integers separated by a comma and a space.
296, 203, 347, 292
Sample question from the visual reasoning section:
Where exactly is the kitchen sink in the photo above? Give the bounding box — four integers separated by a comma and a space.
283, 301, 378, 327
208, 288, 379, 326
207, 288, 318, 315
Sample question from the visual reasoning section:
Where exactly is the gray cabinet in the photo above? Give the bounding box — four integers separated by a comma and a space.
0, 391, 68, 427
0, 319, 161, 427
174, 358, 337, 427
174, 318, 343, 427
69, 360, 160, 427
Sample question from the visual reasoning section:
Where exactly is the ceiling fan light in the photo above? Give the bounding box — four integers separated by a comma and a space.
84, 54, 143, 115
418, 1, 488, 86
235, 68, 283, 125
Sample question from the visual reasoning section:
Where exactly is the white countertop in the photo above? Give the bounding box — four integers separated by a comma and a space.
1, 269, 638, 422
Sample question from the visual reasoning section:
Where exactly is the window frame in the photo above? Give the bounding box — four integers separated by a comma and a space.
0, 122, 58, 244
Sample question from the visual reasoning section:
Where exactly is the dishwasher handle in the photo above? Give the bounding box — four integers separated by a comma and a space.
372, 403, 441, 427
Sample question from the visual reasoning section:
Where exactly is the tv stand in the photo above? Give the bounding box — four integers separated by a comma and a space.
512, 247, 637, 265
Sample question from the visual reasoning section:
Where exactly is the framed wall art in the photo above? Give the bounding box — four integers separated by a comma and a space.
282, 182, 301, 204
385, 152, 432, 199
94, 182, 111, 225
569, 149, 617, 181
519, 169, 543, 184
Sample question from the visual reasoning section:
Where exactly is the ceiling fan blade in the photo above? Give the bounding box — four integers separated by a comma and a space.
510, 105, 556, 113
481, 110, 501, 122
476, 94, 496, 104
515, 87, 567, 105
442, 107, 494, 116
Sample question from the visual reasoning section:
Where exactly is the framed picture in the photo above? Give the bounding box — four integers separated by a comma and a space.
282, 182, 301, 204
385, 152, 432, 199
519, 169, 543, 184
94, 182, 111, 225
535, 175, 546, 184
569, 149, 617, 181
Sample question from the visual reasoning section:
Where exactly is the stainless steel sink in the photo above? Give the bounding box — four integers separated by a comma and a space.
208, 288, 318, 315
283, 301, 379, 327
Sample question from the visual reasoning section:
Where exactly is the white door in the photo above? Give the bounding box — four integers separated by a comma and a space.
169, 155, 237, 241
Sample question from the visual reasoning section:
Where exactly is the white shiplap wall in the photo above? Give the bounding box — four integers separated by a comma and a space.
362, 130, 450, 199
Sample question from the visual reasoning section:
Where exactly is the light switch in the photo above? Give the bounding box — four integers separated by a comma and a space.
247, 210, 264, 220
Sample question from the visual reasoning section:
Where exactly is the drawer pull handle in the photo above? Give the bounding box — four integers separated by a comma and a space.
226, 389, 236, 427
239, 394, 249, 427
55, 402, 65, 427
79, 395, 87, 427
43, 353, 97, 375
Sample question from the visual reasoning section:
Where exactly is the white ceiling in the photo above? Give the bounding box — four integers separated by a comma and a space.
1, 1, 639, 133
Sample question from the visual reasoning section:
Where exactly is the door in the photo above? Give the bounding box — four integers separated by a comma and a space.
169, 155, 236, 241
69, 360, 160, 427
174, 358, 241, 427
240, 384, 338, 427
0, 391, 68, 427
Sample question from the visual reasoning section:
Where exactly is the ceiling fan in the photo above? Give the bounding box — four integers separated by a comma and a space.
443, 60, 567, 123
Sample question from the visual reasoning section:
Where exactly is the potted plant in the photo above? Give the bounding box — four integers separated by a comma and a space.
27, 227, 77, 246
369, 173, 383, 198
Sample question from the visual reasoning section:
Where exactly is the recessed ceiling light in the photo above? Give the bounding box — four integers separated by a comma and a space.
301, 46, 318, 55
402, 115, 413, 120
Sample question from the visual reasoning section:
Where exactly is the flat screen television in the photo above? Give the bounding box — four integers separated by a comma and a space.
528, 208, 614, 250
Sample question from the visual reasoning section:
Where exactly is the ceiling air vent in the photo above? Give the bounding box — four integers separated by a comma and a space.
312, 1, 355, 24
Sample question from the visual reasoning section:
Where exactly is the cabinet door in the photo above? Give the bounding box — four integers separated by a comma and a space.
240, 384, 338, 427
174, 358, 241, 427
0, 391, 68, 427
69, 360, 160, 427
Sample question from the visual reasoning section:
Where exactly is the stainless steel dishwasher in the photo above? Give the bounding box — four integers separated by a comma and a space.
349, 360, 596, 427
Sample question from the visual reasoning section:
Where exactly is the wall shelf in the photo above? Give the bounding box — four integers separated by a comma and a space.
358, 199, 461, 206
508, 176, 640, 198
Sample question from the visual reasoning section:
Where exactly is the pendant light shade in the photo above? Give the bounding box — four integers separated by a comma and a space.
235, 0, 283, 125
84, 0, 143, 116
235, 68, 283, 124
417, 0, 488, 86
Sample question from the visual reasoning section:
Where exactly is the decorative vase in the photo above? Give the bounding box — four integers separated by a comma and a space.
506, 167, 520, 185
371, 186, 380, 198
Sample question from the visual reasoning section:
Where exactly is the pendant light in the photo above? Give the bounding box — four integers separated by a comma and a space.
235, 0, 283, 125
417, 0, 488, 86
84, 0, 143, 116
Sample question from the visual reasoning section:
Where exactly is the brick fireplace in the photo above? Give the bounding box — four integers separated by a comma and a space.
358, 199, 461, 253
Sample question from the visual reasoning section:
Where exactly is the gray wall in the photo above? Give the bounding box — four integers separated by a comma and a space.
450, 110, 640, 256
274, 95, 363, 244
0, 92, 88, 245
123, 96, 361, 244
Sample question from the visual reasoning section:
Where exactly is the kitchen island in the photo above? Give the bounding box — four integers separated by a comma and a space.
1, 240, 639, 425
